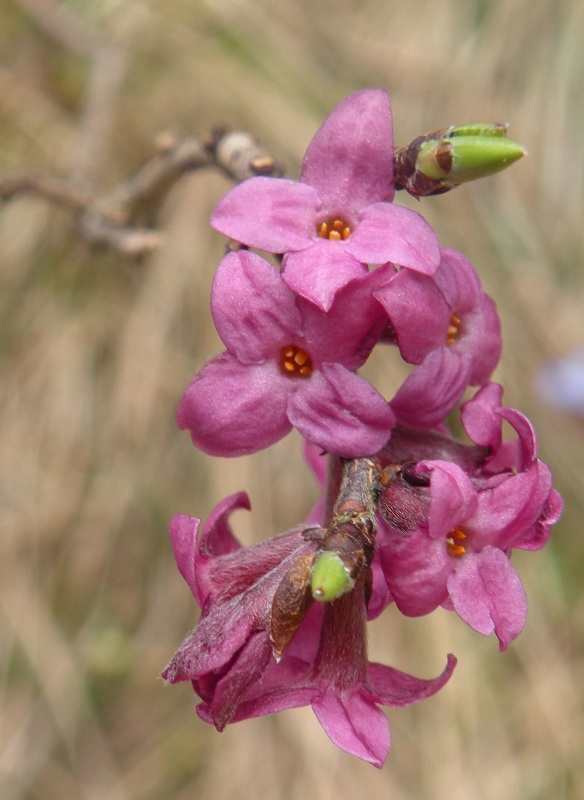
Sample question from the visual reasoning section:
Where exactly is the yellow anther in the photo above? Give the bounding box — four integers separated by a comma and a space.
446, 527, 467, 558
445, 314, 462, 346
316, 216, 352, 241
279, 344, 313, 378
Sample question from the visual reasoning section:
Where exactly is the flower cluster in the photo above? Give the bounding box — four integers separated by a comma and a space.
163, 90, 561, 767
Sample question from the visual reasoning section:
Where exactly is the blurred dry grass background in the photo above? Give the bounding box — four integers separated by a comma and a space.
1, 0, 583, 798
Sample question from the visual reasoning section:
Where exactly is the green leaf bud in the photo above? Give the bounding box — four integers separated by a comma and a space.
311, 551, 354, 602
416, 129, 525, 185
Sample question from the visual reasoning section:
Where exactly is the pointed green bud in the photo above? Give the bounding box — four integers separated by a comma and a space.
416, 126, 525, 185
311, 551, 354, 602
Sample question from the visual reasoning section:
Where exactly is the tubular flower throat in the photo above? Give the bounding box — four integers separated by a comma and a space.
279, 344, 313, 378
317, 217, 352, 241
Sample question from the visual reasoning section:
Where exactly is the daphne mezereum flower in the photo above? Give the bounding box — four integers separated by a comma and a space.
161, 493, 320, 731
177, 250, 395, 458
210, 89, 440, 311
162, 495, 456, 767
206, 582, 456, 768
376, 384, 562, 649
374, 248, 501, 428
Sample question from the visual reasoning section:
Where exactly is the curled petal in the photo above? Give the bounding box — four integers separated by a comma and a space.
171, 493, 248, 606
169, 514, 203, 602
470, 461, 553, 550
460, 383, 505, 448
498, 406, 538, 469
512, 488, 563, 551
197, 494, 248, 561
368, 653, 457, 706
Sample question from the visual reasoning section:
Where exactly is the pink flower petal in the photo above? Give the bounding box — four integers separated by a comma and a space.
212, 251, 301, 362
211, 176, 320, 251
169, 513, 202, 602
447, 547, 527, 650
177, 355, 291, 456
207, 631, 274, 730
374, 269, 451, 363
421, 461, 478, 538
301, 88, 395, 213
348, 203, 440, 272
460, 383, 505, 448
368, 653, 457, 705
312, 690, 391, 768
288, 365, 395, 457
391, 348, 471, 428
378, 527, 450, 616
282, 242, 367, 311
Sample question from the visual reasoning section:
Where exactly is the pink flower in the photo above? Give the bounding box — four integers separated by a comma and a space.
374, 248, 501, 428
211, 89, 440, 310
162, 493, 320, 731
177, 250, 395, 458
377, 385, 561, 649
212, 583, 455, 768
162, 495, 455, 767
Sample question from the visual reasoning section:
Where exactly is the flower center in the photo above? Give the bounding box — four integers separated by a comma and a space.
279, 344, 313, 378
317, 217, 351, 241
445, 314, 461, 345
446, 527, 467, 557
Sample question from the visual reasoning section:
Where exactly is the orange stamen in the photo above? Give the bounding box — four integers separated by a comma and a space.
446, 527, 467, 557
445, 314, 461, 346
279, 344, 313, 378
316, 217, 352, 241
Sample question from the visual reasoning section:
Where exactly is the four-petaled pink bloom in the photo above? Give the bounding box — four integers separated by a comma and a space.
177, 250, 395, 458
211, 89, 440, 311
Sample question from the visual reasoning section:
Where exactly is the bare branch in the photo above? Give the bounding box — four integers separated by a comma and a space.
0, 128, 283, 258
